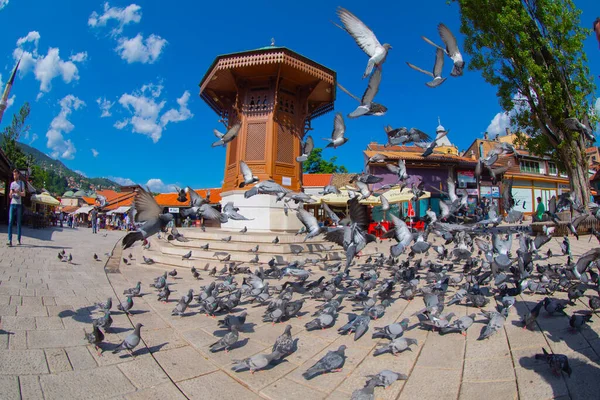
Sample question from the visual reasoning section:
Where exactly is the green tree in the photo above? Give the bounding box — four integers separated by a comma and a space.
453, 0, 595, 207
0, 102, 31, 169
302, 147, 348, 174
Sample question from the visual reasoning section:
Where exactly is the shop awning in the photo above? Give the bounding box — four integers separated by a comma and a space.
73, 205, 94, 215
31, 193, 60, 206
107, 206, 131, 215
317, 187, 430, 205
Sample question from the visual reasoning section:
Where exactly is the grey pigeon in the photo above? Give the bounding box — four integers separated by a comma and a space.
296, 208, 323, 241
95, 297, 112, 311
272, 325, 295, 357
323, 112, 348, 148
569, 314, 592, 331
232, 351, 281, 373
92, 309, 113, 331
302, 345, 347, 380
112, 323, 143, 356
223, 202, 252, 220
117, 295, 134, 315
535, 348, 572, 377
338, 313, 371, 341
297, 135, 314, 162
244, 180, 291, 199
406, 48, 447, 87
422, 23, 465, 76
373, 318, 409, 339
212, 121, 241, 147
522, 299, 544, 330
366, 370, 408, 388
336, 7, 391, 78
305, 311, 336, 331
441, 313, 476, 336
210, 325, 239, 353
218, 311, 247, 330
351, 381, 376, 400
171, 296, 189, 317
122, 188, 174, 249
339, 68, 386, 119
239, 160, 259, 188
123, 282, 141, 297
157, 285, 171, 303
84, 324, 105, 356
373, 337, 418, 356
479, 309, 507, 340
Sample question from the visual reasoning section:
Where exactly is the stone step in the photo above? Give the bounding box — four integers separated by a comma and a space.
175, 227, 326, 244
166, 237, 335, 254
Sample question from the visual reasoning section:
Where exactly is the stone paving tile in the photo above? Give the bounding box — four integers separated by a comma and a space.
459, 381, 518, 400
399, 367, 461, 400
45, 348, 73, 373
8, 330, 27, 350
34, 316, 64, 330
0, 316, 36, 331
0, 375, 21, 400
17, 305, 47, 317
27, 328, 85, 349
19, 374, 44, 400
65, 346, 98, 370
178, 370, 261, 400
261, 377, 327, 400
0, 349, 49, 374
117, 355, 171, 389
152, 346, 218, 382
124, 382, 188, 400
39, 366, 137, 400
22, 296, 43, 306
462, 356, 515, 382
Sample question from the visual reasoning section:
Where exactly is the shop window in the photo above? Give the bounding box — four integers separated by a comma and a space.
547, 162, 558, 176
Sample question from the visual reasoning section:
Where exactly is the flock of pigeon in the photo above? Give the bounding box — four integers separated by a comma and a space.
100, 6, 600, 398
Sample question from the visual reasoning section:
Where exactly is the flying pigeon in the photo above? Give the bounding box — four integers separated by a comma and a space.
239, 160, 259, 188
335, 7, 391, 78
212, 121, 242, 147
406, 48, 447, 87
338, 68, 387, 118
323, 112, 348, 148
244, 180, 291, 199
297, 135, 314, 162
302, 345, 347, 379
122, 187, 174, 249
422, 23, 465, 77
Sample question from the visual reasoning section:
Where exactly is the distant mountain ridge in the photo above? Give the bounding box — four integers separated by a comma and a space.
17, 142, 120, 192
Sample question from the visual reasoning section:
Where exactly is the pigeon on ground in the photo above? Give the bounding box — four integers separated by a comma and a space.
212, 121, 242, 147
373, 318, 410, 339
373, 338, 418, 356
93, 253, 99, 261
157, 285, 171, 303
569, 314, 592, 331
441, 314, 476, 336
535, 348, 572, 377
117, 295, 134, 315
335, 7, 391, 78
323, 112, 348, 148
272, 325, 295, 358
123, 282, 141, 297
422, 23, 465, 77
479, 309, 507, 340
210, 325, 239, 353
182, 251, 192, 260
171, 296, 189, 317
112, 323, 143, 356
366, 370, 408, 388
95, 297, 112, 311
338, 313, 371, 341
84, 325, 105, 356
351, 381, 376, 400
122, 188, 174, 249
239, 160, 259, 188
142, 256, 154, 264
232, 351, 282, 374
272, 236, 279, 244
303, 345, 347, 380
305, 311, 337, 331
217, 311, 248, 330
406, 48, 447, 88
92, 309, 113, 331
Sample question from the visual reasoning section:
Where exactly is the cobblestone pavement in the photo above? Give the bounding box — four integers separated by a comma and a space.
0, 225, 599, 399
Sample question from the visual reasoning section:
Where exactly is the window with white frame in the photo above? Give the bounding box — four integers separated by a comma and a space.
547, 162, 558, 176
520, 160, 540, 174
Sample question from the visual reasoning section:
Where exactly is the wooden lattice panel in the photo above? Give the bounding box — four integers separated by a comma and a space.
246, 122, 266, 161
228, 136, 238, 166
277, 125, 294, 164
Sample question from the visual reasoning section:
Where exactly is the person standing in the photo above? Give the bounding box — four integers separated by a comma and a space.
7, 169, 25, 246
535, 197, 545, 222
90, 207, 98, 234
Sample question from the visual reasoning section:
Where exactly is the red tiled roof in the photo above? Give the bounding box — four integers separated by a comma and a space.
364, 145, 476, 164
96, 189, 120, 202
81, 197, 96, 205
60, 205, 78, 213
303, 174, 332, 187
154, 188, 222, 207
104, 195, 135, 211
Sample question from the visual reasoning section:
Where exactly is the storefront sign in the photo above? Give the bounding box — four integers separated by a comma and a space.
466, 189, 479, 196
168, 207, 179, 213
282, 177, 291, 186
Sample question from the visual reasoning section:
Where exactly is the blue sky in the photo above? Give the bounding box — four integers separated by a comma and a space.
0, 0, 599, 192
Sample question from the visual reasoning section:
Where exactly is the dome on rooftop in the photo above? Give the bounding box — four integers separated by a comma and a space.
73, 190, 86, 197
63, 190, 74, 197
89, 193, 97, 198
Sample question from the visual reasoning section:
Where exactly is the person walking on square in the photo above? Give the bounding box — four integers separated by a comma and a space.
7, 169, 25, 246
90, 207, 98, 234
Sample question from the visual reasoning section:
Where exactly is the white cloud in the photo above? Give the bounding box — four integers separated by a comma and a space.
91, 148, 99, 157
485, 93, 529, 138
29, 133, 38, 144
110, 176, 136, 186
88, 2, 142, 35
115, 33, 167, 64
116, 84, 193, 142
145, 178, 175, 193
0, 0, 9, 10
13, 31, 86, 96
46, 95, 85, 160
96, 97, 114, 117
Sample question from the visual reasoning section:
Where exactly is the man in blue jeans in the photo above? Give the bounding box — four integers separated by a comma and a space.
8, 169, 25, 246
90, 207, 98, 233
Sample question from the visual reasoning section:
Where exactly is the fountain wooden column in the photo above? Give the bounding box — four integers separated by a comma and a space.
199, 46, 336, 232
